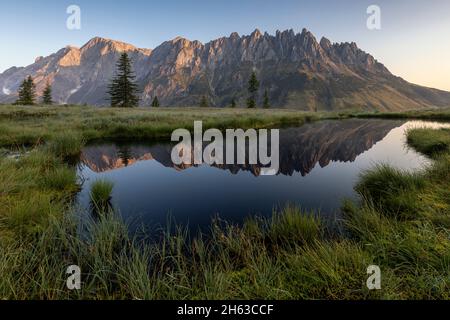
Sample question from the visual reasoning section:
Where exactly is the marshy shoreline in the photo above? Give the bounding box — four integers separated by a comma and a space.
0, 105, 449, 300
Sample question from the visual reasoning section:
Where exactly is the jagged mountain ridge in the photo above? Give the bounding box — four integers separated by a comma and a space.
1, 28, 449, 110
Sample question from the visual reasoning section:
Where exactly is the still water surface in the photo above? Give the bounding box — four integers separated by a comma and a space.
76, 119, 449, 232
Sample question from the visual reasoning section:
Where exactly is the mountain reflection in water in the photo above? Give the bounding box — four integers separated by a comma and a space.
81, 119, 404, 176
76, 119, 441, 232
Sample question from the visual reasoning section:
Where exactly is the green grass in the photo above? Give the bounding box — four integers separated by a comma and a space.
40, 165, 77, 191
0, 105, 450, 300
352, 108, 450, 121
265, 205, 323, 247
355, 164, 426, 220
0, 105, 324, 148
0, 104, 447, 149
47, 132, 85, 160
407, 128, 450, 157
90, 179, 114, 212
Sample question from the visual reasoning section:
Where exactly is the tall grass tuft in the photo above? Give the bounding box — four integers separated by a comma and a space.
47, 132, 85, 160
266, 205, 323, 247
40, 165, 78, 191
407, 128, 450, 158
355, 164, 425, 220
90, 179, 114, 214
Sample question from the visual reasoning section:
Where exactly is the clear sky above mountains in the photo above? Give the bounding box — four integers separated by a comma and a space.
1, 0, 449, 90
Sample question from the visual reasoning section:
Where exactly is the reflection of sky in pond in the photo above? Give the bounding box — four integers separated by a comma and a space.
76, 119, 449, 233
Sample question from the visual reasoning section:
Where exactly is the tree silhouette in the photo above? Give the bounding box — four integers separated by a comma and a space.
200, 95, 209, 108
108, 53, 139, 108
42, 82, 53, 105
263, 90, 270, 108
151, 96, 160, 108
118, 146, 132, 167
15, 76, 36, 105
247, 71, 259, 108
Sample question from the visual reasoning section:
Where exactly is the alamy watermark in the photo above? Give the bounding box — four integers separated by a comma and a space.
367, 5, 381, 30
66, 265, 81, 290
171, 121, 280, 176
66, 5, 81, 30
367, 265, 382, 290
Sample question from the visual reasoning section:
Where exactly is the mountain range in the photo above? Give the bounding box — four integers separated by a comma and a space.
1, 28, 449, 111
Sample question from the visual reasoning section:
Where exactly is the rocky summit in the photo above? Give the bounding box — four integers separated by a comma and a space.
1, 28, 449, 111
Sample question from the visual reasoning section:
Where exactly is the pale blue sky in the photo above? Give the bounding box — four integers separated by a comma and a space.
1, 0, 449, 90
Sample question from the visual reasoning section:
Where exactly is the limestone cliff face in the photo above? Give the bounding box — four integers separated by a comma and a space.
1, 29, 449, 110
141, 29, 396, 109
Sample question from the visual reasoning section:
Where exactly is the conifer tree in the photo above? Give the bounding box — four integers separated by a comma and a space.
108, 53, 139, 108
151, 96, 160, 108
42, 82, 53, 105
263, 90, 270, 108
230, 98, 236, 108
200, 95, 209, 108
247, 71, 259, 108
15, 76, 36, 105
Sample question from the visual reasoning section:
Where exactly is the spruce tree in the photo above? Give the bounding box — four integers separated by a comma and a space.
118, 146, 132, 167
15, 76, 36, 105
263, 90, 270, 108
247, 71, 259, 108
108, 53, 139, 108
42, 82, 53, 105
151, 96, 160, 108
200, 95, 209, 108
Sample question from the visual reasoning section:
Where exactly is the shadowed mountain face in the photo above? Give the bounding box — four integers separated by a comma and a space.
80, 119, 404, 176
1, 29, 450, 110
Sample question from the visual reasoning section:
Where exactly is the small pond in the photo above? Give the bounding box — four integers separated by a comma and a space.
76, 119, 449, 233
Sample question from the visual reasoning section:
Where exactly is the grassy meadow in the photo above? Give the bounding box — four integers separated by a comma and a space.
0, 105, 326, 148
0, 104, 449, 299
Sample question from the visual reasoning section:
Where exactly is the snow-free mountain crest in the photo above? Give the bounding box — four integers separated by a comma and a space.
1, 29, 449, 110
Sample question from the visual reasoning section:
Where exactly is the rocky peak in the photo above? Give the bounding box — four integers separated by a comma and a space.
328, 41, 388, 74
81, 37, 113, 48
81, 37, 150, 55
170, 36, 186, 43
58, 46, 81, 67
320, 37, 332, 51
251, 28, 263, 39
229, 32, 240, 40
275, 29, 296, 44
300, 28, 310, 36
169, 36, 197, 49
295, 29, 323, 59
